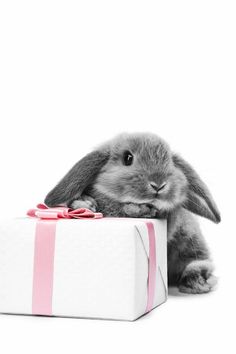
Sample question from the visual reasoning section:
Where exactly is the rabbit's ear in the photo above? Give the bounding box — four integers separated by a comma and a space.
44, 149, 110, 207
172, 154, 221, 223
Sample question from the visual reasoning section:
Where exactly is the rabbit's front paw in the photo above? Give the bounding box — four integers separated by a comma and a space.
70, 195, 97, 212
179, 260, 217, 294
123, 203, 158, 218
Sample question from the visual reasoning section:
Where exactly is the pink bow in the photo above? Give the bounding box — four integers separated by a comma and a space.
27, 203, 103, 220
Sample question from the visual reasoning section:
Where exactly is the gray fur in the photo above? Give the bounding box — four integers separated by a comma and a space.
44, 132, 221, 294
45, 150, 110, 207
172, 154, 221, 223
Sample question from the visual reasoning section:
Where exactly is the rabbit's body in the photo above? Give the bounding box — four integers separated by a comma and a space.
45, 133, 220, 294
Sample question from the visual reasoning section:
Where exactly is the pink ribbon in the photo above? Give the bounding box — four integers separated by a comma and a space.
27, 204, 157, 317
27, 203, 103, 220
32, 220, 56, 316
145, 222, 157, 313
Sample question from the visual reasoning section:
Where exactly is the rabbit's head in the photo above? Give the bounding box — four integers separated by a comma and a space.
45, 132, 221, 223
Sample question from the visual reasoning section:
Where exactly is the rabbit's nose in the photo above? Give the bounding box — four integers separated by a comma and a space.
150, 182, 159, 192
150, 181, 166, 194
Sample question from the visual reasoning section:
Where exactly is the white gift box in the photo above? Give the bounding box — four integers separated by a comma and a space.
0, 217, 167, 321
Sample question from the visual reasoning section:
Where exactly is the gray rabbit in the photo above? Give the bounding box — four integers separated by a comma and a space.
45, 133, 221, 294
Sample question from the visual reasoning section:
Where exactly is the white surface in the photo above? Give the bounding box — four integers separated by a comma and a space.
0, 218, 35, 314
0, 0, 235, 353
0, 218, 167, 320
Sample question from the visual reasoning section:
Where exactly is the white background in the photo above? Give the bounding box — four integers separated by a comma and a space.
0, 1, 235, 353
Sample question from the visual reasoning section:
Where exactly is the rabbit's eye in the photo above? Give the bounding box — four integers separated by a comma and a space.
123, 151, 133, 166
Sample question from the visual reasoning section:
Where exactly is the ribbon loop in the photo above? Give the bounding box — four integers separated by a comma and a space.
27, 203, 103, 220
